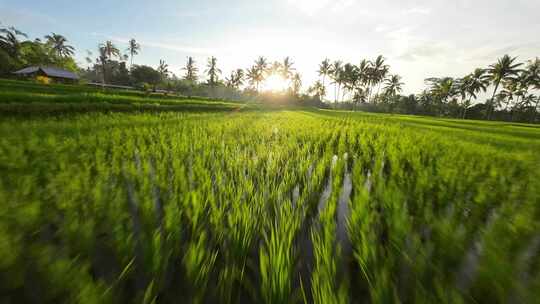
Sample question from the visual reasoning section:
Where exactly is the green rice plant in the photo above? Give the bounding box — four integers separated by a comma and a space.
259, 201, 302, 304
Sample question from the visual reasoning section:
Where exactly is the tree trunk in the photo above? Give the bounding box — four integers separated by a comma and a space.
375, 82, 382, 105
488, 81, 500, 120
463, 96, 472, 119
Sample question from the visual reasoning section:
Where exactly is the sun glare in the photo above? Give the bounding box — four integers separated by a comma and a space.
262, 74, 288, 92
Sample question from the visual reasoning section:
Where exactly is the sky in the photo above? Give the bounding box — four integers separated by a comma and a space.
1, 0, 539, 95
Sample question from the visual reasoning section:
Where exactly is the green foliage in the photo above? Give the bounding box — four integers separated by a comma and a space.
130, 65, 162, 86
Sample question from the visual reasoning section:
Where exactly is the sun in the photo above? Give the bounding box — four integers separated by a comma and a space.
262, 74, 289, 92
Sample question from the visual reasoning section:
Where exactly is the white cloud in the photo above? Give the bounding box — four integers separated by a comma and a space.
402, 7, 431, 15
287, 0, 331, 16
0, 6, 56, 28
90, 33, 218, 55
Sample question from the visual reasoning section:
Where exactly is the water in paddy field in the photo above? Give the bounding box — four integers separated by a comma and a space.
337, 154, 352, 258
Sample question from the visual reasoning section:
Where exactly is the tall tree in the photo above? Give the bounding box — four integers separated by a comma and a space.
205, 56, 221, 86
183, 56, 198, 82
341, 63, 358, 101
383, 74, 404, 99
254, 56, 269, 85
281, 57, 295, 82
98, 47, 108, 84
269, 61, 282, 76
486, 55, 523, 119
99, 41, 120, 60
318, 59, 331, 88
0, 26, 27, 57
246, 65, 264, 92
291, 73, 302, 97
225, 69, 244, 89
308, 80, 326, 101
426, 77, 458, 116
369, 55, 389, 104
458, 68, 490, 118
330, 60, 343, 104
126, 38, 140, 68
317, 59, 331, 100
45, 33, 75, 57
157, 59, 169, 82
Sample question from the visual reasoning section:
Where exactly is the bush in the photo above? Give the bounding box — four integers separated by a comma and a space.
35, 76, 52, 85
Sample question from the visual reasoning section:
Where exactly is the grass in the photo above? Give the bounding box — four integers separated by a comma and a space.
0, 80, 539, 303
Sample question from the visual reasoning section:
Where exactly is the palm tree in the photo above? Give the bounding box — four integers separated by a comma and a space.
225, 69, 244, 89
246, 66, 261, 91
383, 74, 404, 99
318, 59, 331, 89
291, 73, 302, 97
308, 80, 326, 101
353, 87, 368, 110
486, 55, 523, 119
370, 55, 389, 104
45, 33, 75, 57
341, 63, 358, 101
99, 41, 120, 60
459, 68, 490, 118
281, 57, 295, 82
205, 56, 221, 86
255, 56, 269, 80
126, 38, 140, 68
98, 47, 108, 84
523, 57, 540, 90
233, 69, 245, 88
0, 26, 27, 57
426, 77, 458, 116
183, 56, 198, 82
157, 59, 169, 82
269, 61, 282, 76
330, 60, 343, 104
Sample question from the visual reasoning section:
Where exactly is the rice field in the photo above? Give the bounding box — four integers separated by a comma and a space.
0, 83, 539, 303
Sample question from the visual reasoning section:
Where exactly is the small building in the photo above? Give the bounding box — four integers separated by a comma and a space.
13, 66, 79, 83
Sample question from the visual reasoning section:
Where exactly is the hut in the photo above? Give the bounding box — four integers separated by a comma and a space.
13, 66, 79, 83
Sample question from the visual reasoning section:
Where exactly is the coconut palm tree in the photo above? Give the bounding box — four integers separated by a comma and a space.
45, 33, 75, 57
246, 66, 261, 91
330, 60, 343, 104
341, 63, 358, 101
281, 57, 295, 81
486, 55, 523, 119
383, 74, 404, 98
291, 73, 302, 97
523, 58, 540, 90
255, 56, 269, 79
126, 38, 140, 68
308, 80, 326, 101
269, 61, 282, 76
459, 68, 490, 118
370, 55, 389, 104
183, 56, 198, 82
157, 59, 169, 82
426, 77, 458, 116
318, 59, 331, 91
98, 47, 108, 84
225, 69, 245, 89
99, 41, 120, 60
353, 87, 368, 110
0, 26, 27, 57
205, 56, 221, 86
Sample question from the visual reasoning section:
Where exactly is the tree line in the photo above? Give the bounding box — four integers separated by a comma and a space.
0, 24, 78, 75
314, 55, 539, 123
1, 23, 538, 122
